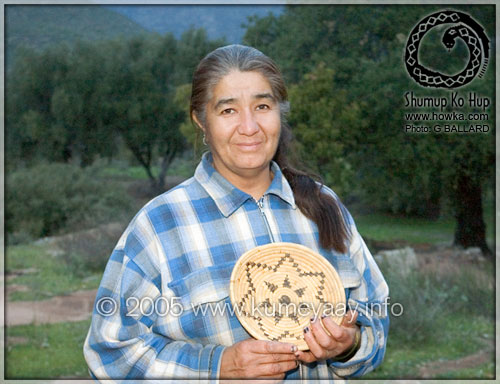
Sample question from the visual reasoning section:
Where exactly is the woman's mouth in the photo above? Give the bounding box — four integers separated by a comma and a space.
236, 142, 262, 151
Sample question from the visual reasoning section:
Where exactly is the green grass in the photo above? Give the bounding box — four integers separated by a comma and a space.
6, 320, 92, 379
354, 186, 495, 248
355, 211, 494, 248
6, 243, 102, 301
99, 155, 198, 181
365, 314, 494, 379
356, 213, 456, 245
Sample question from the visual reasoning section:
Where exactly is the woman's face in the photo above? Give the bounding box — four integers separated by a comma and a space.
197, 70, 281, 182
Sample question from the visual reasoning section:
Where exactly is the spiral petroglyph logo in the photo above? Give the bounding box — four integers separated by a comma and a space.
404, 10, 490, 89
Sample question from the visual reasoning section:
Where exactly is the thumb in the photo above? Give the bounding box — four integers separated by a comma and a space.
341, 309, 358, 327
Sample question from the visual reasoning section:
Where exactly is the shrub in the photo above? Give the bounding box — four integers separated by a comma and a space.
6, 162, 132, 242
379, 258, 494, 346
56, 222, 126, 276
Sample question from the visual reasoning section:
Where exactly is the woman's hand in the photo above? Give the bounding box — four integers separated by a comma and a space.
220, 339, 299, 381
295, 310, 360, 363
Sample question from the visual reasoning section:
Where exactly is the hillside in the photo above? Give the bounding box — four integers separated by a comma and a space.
108, 5, 284, 43
5, 5, 149, 65
5, 4, 284, 65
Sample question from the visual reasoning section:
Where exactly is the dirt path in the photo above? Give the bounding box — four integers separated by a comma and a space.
6, 289, 98, 326
418, 338, 495, 378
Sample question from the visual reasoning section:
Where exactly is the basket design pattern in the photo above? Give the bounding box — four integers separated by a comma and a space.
230, 243, 346, 350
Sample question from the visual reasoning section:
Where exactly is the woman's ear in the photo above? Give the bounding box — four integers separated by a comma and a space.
192, 112, 205, 133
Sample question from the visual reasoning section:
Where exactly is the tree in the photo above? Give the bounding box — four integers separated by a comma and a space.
99, 35, 185, 192
287, 64, 365, 196
7, 42, 116, 167
51, 41, 116, 166
6, 45, 70, 166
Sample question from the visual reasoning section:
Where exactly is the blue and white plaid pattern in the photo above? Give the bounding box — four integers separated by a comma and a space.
84, 152, 389, 381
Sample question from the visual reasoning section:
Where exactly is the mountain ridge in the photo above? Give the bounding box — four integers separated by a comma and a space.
107, 5, 284, 43
5, 4, 150, 65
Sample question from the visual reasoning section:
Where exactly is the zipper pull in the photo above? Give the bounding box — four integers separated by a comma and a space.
257, 197, 264, 209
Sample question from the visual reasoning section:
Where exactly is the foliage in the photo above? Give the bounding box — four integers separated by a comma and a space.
365, 258, 494, 379
6, 42, 114, 167
244, 6, 425, 84
99, 35, 186, 191
6, 45, 70, 165
343, 47, 448, 217
5, 163, 132, 240
244, 5, 495, 251
382, 264, 494, 346
288, 65, 364, 195
58, 223, 126, 277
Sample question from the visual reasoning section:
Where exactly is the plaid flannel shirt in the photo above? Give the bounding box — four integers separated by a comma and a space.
84, 152, 389, 382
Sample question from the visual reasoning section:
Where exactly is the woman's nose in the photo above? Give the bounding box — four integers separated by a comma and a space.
237, 109, 259, 135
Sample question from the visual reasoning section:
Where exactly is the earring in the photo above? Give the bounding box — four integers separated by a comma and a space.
203, 133, 207, 146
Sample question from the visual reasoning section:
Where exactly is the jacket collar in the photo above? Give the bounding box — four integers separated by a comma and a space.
194, 152, 296, 217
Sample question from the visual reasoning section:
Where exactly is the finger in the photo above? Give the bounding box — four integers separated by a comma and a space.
323, 317, 360, 359
260, 360, 299, 376
251, 340, 298, 355
341, 310, 359, 327
255, 351, 298, 365
303, 325, 328, 360
321, 316, 347, 341
294, 350, 317, 364
310, 317, 338, 349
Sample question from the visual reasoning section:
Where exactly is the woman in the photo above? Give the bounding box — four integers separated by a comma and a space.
84, 44, 389, 381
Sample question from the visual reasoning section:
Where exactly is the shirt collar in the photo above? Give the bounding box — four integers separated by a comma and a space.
194, 152, 296, 217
